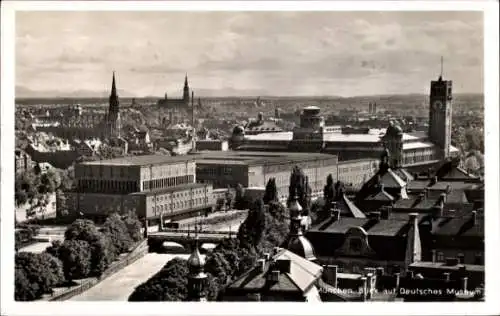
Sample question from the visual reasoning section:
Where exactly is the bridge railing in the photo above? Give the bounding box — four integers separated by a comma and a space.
152, 229, 234, 236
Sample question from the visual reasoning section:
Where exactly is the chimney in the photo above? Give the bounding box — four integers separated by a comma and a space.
360, 277, 368, 301
457, 253, 465, 264
461, 277, 468, 291
381, 207, 391, 220
431, 249, 437, 263
394, 272, 401, 290
365, 273, 374, 299
376, 267, 384, 277
439, 192, 447, 204
404, 213, 422, 271
257, 259, 266, 273
445, 257, 459, 266
323, 265, 338, 288
446, 184, 451, 194
418, 192, 426, 202
267, 270, 280, 282
331, 209, 340, 221
472, 210, 477, 226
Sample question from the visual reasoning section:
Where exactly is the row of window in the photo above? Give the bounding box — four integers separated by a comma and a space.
78, 179, 138, 194
152, 188, 207, 201
143, 175, 193, 191
151, 197, 210, 215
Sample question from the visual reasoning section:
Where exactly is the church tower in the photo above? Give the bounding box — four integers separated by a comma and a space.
107, 71, 120, 138
428, 57, 453, 159
183, 74, 190, 105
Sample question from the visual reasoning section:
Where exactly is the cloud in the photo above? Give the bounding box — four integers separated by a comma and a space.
15, 11, 483, 97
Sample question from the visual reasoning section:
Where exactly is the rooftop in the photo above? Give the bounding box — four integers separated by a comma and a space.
193, 151, 337, 167
80, 154, 195, 166
227, 248, 322, 294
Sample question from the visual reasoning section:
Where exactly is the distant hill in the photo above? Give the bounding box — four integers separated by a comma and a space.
15, 85, 136, 99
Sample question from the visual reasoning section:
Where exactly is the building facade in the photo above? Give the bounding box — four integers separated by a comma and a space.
66, 155, 214, 222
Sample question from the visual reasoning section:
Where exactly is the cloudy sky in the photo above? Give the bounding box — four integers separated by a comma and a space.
16, 11, 483, 97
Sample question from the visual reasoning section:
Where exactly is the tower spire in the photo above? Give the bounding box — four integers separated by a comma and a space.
184, 73, 188, 87
439, 56, 443, 81
112, 71, 116, 94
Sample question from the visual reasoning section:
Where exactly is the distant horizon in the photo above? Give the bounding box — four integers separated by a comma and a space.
15, 90, 484, 100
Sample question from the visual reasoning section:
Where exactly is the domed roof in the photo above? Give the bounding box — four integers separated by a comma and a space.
232, 125, 245, 135
187, 245, 205, 273
289, 197, 303, 217
287, 235, 316, 261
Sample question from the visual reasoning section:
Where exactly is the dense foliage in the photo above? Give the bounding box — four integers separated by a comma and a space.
15, 167, 70, 207
263, 178, 278, 204
15, 213, 143, 301
14, 252, 65, 301
128, 258, 189, 301
233, 183, 252, 210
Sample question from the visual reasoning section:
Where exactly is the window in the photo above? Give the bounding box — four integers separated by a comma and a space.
437, 252, 444, 262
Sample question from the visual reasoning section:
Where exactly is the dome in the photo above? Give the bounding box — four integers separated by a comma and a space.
289, 198, 303, 217
187, 246, 205, 273
232, 125, 245, 135
287, 235, 316, 261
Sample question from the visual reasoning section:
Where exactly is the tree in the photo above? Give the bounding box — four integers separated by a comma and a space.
124, 212, 143, 242
39, 252, 65, 287
14, 252, 64, 300
215, 198, 225, 212
64, 219, 116, 276
237, 199, 266, 249
263, 178, 278, 204
287, 166, 312, 214
102, 213, 133, 254
233, 183, 249, 210
15, 267, 39, 301
57, 240, 92, 281
204, 252, 232, 286
323, 174, 335, 203
224, 188, 233, 211
128, 258, 189, 301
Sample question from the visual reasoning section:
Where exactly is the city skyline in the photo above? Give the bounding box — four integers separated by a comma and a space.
16, 11, 483, 98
